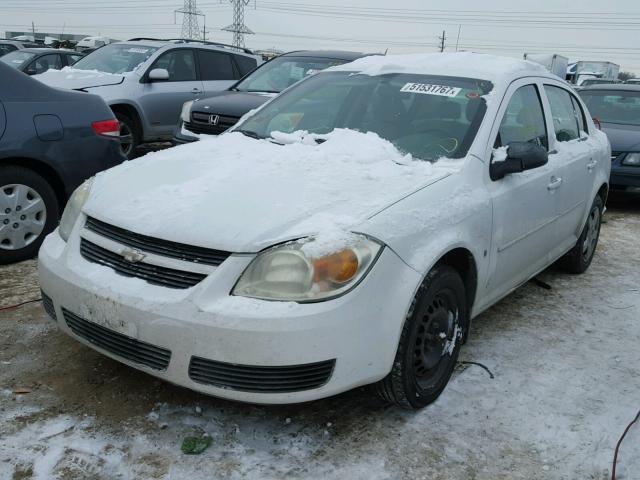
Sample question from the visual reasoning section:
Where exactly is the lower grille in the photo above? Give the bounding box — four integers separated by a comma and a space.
63, 309, 171, 371
189, 356, 335, 393
41, 291, 56, 321
80, 239, 207, 289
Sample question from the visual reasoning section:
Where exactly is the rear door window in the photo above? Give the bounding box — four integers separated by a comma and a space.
234, 55, 258, 76
544, 85, 580, 142
496, 84, 548, 149
197, 50, 236, 80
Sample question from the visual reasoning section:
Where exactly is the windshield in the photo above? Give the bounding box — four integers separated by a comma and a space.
580, 90, 640, 126
235, 56, 349, 93
0, 51, 36, 69
238, 71, 492, 161
72, 43, 158, 74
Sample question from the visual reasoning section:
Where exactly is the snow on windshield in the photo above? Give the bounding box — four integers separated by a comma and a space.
71, 44, 158, 74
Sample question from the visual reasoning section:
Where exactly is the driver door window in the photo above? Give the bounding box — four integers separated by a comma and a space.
151, 49, 196, 82
496, 84, 548, 149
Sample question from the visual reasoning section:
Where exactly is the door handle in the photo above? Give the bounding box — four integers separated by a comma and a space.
587, 159, 598, 171
547, 177, 563, 191
191, 88, 202, 94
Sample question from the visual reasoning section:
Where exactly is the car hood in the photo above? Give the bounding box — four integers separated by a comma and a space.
601, 122, 640, 152
191, 90, 274, 118
34, 67, 126, 90
84, 129, 457, 253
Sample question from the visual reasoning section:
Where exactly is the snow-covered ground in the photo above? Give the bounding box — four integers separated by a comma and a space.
0, 200, 638, 480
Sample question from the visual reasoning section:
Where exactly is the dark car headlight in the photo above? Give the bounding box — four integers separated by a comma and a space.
622, 153, 640, 166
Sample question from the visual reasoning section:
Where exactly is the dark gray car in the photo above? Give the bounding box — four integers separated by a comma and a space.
0, 62, 125, 264
173, 50, 370, 142
580, 84, 640, 195
1, 48, 83, 75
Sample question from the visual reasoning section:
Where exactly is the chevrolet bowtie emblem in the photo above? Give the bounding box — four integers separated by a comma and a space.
122, 248, 146, 263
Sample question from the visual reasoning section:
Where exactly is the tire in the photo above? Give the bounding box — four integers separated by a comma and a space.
115, 112, 140, 160
558, 195, 603, 274
375, 265, 468, 409
0, 166, 59, 264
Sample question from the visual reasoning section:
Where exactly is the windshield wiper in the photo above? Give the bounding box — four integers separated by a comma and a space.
235, 129, 263, 140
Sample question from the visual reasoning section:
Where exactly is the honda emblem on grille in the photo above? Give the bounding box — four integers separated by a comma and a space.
122, 248, 146, 263
208, 114, 220, 125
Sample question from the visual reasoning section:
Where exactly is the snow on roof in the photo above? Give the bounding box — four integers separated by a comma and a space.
329, 52, 552, 85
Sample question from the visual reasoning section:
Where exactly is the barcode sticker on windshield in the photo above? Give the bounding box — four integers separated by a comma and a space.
400, 83, 462, 97
126, 48, 149, 54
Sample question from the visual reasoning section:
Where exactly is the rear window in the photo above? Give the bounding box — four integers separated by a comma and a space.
580, 90, 640, 126
0, 43, 18, 56
197, 50, 235, 80
234, 55, 258, 76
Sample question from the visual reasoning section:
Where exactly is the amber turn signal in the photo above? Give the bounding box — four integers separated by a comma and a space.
313, 249, 359, 284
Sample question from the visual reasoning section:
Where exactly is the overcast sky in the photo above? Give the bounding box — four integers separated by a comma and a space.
3, 0, 640, 73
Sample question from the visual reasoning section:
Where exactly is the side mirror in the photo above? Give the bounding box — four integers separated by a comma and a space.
148, 68, 169, 82
490, 142, 548, 181
26, 66, 37, 75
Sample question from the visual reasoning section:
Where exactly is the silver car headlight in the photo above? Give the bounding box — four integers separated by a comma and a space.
59, 178, 93, 242
233, 235, 383, 302
180, 100, 194, 123
622, 152, 640, 166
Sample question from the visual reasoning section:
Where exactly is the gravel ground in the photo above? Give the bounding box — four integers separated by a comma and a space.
0, 198, 638, 480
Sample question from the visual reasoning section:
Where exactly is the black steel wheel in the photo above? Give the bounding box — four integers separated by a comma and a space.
375, 265, 468, 409
558, 195, 603, 274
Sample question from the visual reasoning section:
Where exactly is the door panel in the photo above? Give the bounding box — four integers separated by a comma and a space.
486, 83, 560, 298
543, 85, 593, 256
138, 49, 204, 137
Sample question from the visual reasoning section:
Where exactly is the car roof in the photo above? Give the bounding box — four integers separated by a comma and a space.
280, 50, 370, 61
19, 48, 77, 54
121, 38, 258, 57
580, 83, 640, 92
329, 52, 557, 86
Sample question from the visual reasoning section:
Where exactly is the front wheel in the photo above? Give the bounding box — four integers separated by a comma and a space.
115, 112, 140, 159
374, 265, 468, 409
0, 166, 59, 264
558, 195, 603, 274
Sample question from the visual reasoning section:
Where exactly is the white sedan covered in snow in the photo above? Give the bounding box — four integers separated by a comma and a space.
38, 53, 610, 408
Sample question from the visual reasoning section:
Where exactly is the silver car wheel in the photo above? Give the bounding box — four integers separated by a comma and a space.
0, 184, 47, 250
581, 204, 600, 262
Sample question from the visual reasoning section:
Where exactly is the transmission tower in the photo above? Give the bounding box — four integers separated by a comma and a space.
222, 0, 254, 49
175, 0, 202, 40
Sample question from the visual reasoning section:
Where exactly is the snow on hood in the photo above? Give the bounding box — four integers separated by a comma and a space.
34, 67, 125, 90
84, 129, 457, 253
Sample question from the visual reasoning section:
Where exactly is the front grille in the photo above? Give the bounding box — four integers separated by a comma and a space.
80, 239, 206, 289
85, 216, 230, 266
41, 291, 56, 321
63, 309, 171, 371
184, 111, 239, 135
189, 356, 335, 393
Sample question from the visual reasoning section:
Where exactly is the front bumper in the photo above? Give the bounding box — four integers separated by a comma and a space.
38, 227, 420, 404
171, 121, 200, 145
610, 154, 640, 194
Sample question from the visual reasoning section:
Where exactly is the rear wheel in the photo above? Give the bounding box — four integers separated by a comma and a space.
375, 265, 467, 409
0, 166, 59, 264
115, 112, 139, 159
558, 195, 603, 274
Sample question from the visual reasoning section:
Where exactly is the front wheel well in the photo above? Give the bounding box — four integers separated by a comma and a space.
0, 157, 66, 210
434, 248, 478, 325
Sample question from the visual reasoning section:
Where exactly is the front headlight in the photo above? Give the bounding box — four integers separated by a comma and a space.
59, 178, 93, 242
180, 100, 193, 123
233, 235, 383, 302
622, 152, 640, 166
